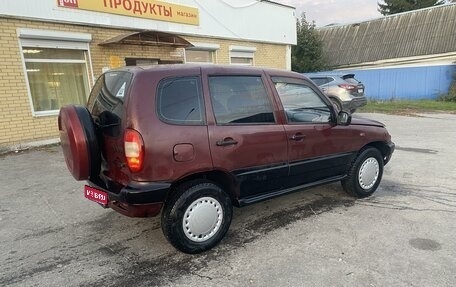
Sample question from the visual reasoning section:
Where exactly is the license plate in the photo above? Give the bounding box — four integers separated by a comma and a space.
84, 185, 108, 205
358, 89, 363, 93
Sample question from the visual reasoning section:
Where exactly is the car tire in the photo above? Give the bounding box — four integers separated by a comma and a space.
342, 147, 384, 198
161, 180, 233, 254
58, 105, 100, 181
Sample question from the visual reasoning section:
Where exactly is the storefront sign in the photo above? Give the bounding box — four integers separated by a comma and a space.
57, 0, 199, 25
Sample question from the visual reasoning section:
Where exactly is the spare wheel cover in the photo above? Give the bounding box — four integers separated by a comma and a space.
58, 106, 99, 180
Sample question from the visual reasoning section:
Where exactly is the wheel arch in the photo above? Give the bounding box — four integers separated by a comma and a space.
363, 141, 393, 164
168, 170, 240, 206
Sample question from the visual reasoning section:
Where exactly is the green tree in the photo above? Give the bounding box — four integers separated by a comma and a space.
378, 0, 445, 16
291, 14, 326, 73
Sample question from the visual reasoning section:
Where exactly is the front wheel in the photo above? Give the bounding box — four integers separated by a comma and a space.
161, 180, 232, 254
342, 148, 384, 198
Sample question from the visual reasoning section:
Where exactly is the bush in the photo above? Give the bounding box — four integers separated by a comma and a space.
438, 66, 456, 102
438, 79, 456, 102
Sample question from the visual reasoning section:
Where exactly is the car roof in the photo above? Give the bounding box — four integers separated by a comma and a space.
109, 64, 307, 79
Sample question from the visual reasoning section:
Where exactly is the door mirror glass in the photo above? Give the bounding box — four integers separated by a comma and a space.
337, 111, 352, 126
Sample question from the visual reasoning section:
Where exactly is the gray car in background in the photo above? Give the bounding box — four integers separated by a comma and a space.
305, 73, 367, 113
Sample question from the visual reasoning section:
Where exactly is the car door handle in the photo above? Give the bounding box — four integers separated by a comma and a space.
290, 133, 306, 141
216, 138, 238, 146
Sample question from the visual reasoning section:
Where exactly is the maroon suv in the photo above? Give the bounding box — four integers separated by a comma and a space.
59, 64, 394, 253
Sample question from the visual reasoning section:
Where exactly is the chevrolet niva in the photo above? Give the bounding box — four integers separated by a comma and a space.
59, 64, 394, 254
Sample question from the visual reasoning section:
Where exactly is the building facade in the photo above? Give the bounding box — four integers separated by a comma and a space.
0, 0, 296, 151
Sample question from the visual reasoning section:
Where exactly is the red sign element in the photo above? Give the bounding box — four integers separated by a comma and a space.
58, 0, 79, 8
84, 185, 108, 205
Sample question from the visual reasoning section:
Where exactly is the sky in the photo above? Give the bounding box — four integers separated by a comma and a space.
275, 0, 383, 27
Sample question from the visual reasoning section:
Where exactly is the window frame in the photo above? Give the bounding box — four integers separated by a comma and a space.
18, 29, 93, 117
156, 76, 206, 126
185, 49, 215, 64
125, 58, 159, 66
230, 57, 254, 66
229, 45, 256, 66
185, 42, 219, 64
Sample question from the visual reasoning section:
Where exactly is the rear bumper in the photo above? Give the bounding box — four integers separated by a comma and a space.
88, 180, 171, 217
111, 181, 171, 204
343, 97, 367, 111
108, 201, 163, 218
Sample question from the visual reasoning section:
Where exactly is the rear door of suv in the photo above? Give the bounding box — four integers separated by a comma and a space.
202, 68, 288, 199
87, 71, 133, 184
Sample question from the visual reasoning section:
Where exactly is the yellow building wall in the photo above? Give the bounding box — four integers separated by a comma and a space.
0, 17, 287, 151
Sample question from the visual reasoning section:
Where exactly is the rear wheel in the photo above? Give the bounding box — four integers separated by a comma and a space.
342, 148, 384, 198
161, 180, 233, 254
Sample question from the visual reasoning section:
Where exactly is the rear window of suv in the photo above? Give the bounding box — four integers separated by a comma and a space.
344, 77, 360, 85
87, 71, 132, 119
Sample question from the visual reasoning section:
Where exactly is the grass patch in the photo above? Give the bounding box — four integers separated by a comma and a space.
358, 100, 456, 115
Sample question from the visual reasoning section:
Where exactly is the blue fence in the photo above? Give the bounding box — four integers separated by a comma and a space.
325, 65, 455, 100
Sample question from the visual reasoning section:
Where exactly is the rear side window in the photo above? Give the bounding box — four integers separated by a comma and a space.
208, 76, 275, 124
310, 77, 333, 86
310, 77, 326, 86
157, 77, 204, 125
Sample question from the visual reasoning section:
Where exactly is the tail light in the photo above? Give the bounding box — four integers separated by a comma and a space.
338, 84, 356, 90
124, 129, 144, 173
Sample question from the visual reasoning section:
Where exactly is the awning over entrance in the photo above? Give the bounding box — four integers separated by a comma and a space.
98, 30, 193, 48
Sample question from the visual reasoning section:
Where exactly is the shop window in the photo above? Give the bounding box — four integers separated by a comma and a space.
19, 29, 92, 116
185, 50, 214, 63
125, 58, 159, 66
185, 43, 219, 64
230, 57, 253, 65
125, 58, 182, 66
229, 45, 256, 66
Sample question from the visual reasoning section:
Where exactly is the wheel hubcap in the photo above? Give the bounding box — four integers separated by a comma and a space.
358, 157, 379, 190
183, 197, 223, 242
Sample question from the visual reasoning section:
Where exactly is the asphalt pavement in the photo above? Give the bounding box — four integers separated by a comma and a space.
1, 112, 455, 287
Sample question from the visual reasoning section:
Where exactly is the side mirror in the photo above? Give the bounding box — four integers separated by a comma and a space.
336, 111, 352, 126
